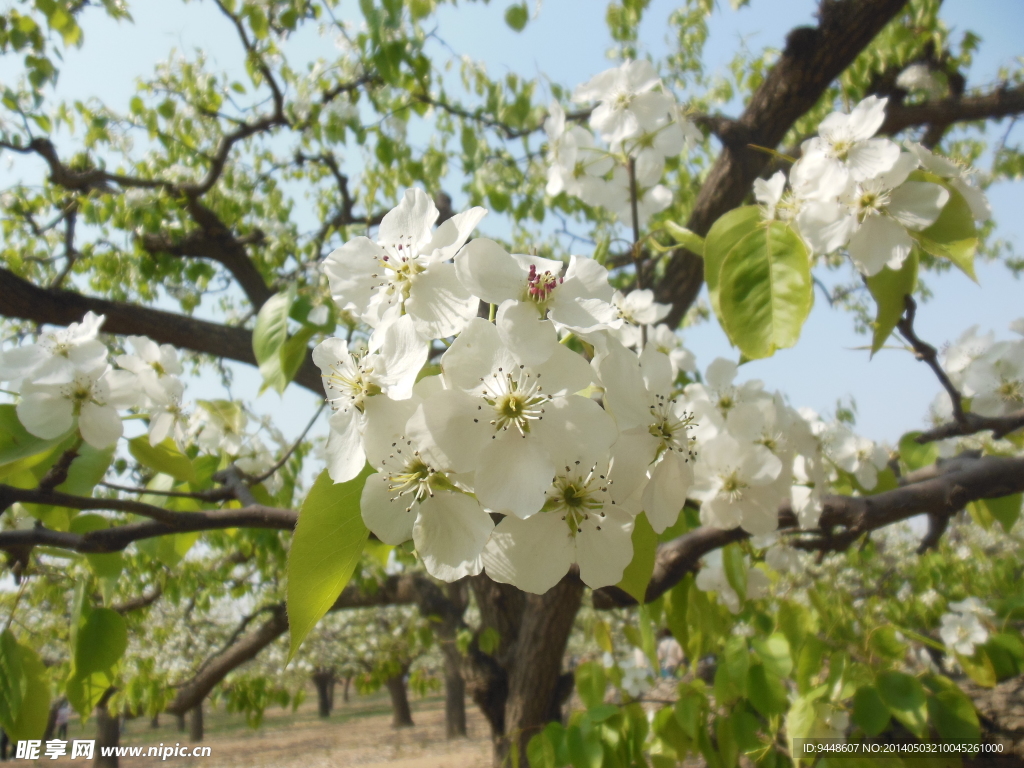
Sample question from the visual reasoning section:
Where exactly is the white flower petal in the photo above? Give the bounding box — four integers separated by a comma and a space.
473, 431, 552, 518
848, 215, 913, 276
496, 300, 559, 368
406, 262, 479, 339
17, 390, 74, 439
483, 513, 575, 595
361, 472, 416, 545
576, 505, 635, 589
325, 408, 367, 482
377, 188, 438, 253
642, 451, 694, 533
79, 402, 123, 449
887, 181, 949, 231
413, 492, 493, 581
455, 238, 526, 306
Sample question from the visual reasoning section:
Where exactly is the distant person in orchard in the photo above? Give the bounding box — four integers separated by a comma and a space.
656, 630, 683, 677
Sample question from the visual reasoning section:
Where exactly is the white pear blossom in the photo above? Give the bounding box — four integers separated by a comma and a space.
896, 64, 944, 99
408, 316, 598, 519
360, 434, 494, 582
544, 101, 613, 197
482, 417, 648, 594
17, 364, 139, 448
939, 609, 989, 656
313, 316, 429, 483
798, 153, 949, 275
573, 59, 672, 145
456, 239, 622, 341
115, 335, 183, 404
324, 188, 486, 340
194, 400, 248, 456
595, 336, 696, 531
692, 433, 783, 534
796, 95, 901, 194
0, 312, 107, 385
823, 424, 889, 490
962, 338, 1024, 416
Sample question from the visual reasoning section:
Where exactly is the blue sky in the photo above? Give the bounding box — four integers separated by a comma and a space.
2, 0, 1022, 445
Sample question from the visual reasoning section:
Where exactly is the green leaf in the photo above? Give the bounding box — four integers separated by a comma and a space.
722, 543, 747, 605
674, 685, 704, 739
876, 670, 928, 739
747, 663, 787, 716
718, 221, 812, 360
253, 288, 296, 388
0, 631, 25, 734
980, 493, 1022, 533
575, 661, 607, 709
287, 467, 372, 658
565, 724, 602, 768
982, 633, 1024, 679
752, 634, 792, 677
704, 205, 762, 319
957, 650, 997, 687
74, 608, 128, 677
928, 688, 980, 744
664, 221, 705, 255
129, 437, 196, 483
0, 637, 49, 742
898, 431, 938, 471
278, 325, 317, 393
911, 173, 978, 281
504, 2, 529, 31
616, 512, 657, 602
865, 249, 919, 354
852, 685, 891, 736
777, 601, 816, 655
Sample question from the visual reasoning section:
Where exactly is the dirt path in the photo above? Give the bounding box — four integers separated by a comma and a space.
38, 693, 493, 767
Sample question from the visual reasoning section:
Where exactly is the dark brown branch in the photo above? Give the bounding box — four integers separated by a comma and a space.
880, 82, 1024, 137
658, 0, 910, 326
897, 296, 1024, 443
0, 266, 321, 394
112, 585, 164, 615
592, 452, 1024, 608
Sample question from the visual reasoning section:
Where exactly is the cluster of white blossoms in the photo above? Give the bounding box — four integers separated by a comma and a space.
544, 59, 701, 225
0, 313, 187, 450
755, 95, 989, 276
932, 318, 1024, 423
316, 188, 904, 595
939, 597, 993, 657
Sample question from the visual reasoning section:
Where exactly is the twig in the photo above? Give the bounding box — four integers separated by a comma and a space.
896, 296, 966, 423
249, 402, 326, 484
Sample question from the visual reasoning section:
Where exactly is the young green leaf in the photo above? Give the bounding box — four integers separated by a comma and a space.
718, 221, 812, 360
129, 437, 196, 483
704, 205, 762, 319
865, 249, 919, 355
615, 512, 657, 603
287, 467, 373, 658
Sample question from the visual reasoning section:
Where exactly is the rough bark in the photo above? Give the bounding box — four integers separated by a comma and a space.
444, 669, 467, 739
188, 702, 204, 743
385, 672, 415, 728
93, 690, 119, 768
150, 714, 160, 729
498, 578, 585, 767
312, 669, 336, 718
175, 713, 186, 733
342, 676, 352, 703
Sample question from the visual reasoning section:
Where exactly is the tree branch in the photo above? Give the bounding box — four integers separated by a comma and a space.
880, 82, 1024, 137
657, 0, 910, 326
0, 266, 322, 394
592, 452, 1024, 608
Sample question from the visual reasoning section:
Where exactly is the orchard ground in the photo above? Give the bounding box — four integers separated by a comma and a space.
31, 691, 491, 767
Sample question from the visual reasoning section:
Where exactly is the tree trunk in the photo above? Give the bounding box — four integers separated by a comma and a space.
188, 702, 203, 743
42, 699, 60, 742
312, 670, 336, 718
93, 691, 120, 768
342, 676, 351, 703
499, 578, 584, 766
385, 672, 414, 728
150, 714, 160, 728
444, 666, 467, 739
175, 713, 186, 733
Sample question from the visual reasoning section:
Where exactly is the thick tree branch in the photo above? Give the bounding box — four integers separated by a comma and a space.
880, 82, 1024, 137
592, 452, 1024, 608
0, 266, 321, 394
658, 0, 910, 326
